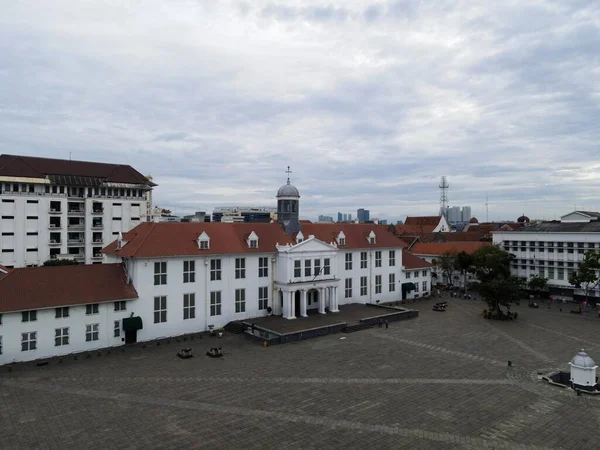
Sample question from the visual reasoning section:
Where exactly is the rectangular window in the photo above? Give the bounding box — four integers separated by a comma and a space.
294, 260, 301, 278
415, 283, 419, 292
360, 251, 367, 269
154, 261, 167, 285
345, 278, 352, 298
345, 253, 353, 270
422, 281, 427, 292
389, 273, 396, 292
86, 304, 99, 315
114, 320, 121, 337
258, 257, 268, 277
55, 327, 69, 346
324, 258, 331, 275
114, 301, 127, 312
199, 240, 209, 249
422, 270, 427, 277
258, 286, 268, 310
305, 259, 312, 277
22, 310, 37, 322
85, 324, 99, 342
21, 332, 37, 351
375, 251, 382, 268
375, 275, 382, 294
154, 296, 167, 323
235, 288, 246, 313
538, 267, 545, 277
235, 258, 246, 279
557, 269, 564, 280
360, 276, 367, 296
183, 293, 195, 320
0, 335, 2, 355
183, 260, 195, 283
547, 268, 555, 279
210, 259, 221, 281
210, 291, 222, 316
406, 271, 411, 279
389, 250, 396, 266
55, 307, 69, 318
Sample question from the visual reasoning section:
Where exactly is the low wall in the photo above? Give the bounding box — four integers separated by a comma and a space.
243, 322, 348, 346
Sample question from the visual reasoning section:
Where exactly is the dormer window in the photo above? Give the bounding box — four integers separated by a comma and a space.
368, 230, 376, 244
296, 231, 304, 244
246, 231, 259, 249
337, 231, 346, 246
197, 231, 210, 250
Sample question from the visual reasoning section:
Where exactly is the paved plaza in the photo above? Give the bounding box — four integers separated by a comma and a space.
2, 297, 600, 449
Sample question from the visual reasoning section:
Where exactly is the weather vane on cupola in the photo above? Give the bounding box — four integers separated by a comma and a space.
286, 166, 292, 185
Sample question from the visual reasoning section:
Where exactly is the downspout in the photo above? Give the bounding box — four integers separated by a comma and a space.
205, 257, 210, 332
369, 250, 373, 303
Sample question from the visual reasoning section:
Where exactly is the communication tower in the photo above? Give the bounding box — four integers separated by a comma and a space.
439, 176, 449, 217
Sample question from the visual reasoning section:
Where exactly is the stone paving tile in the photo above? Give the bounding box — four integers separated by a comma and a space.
1, 295, 600, 449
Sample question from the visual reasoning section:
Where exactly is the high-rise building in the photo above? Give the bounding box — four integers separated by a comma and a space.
348, 213, 352, 221
317, 215, 334, 223
461, 206, 472, 222
444, 206, 472, 223
343, 213, 348, 222
0, 154, 155, 267
357, 208, 370, 223
337, 212, 343, 222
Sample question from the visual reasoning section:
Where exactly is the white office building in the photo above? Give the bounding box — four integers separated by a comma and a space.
0, 155, 155, 267
493, 211, 600, 300
0, 177, 432, 365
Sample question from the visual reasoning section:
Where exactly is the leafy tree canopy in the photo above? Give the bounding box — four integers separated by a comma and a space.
43, 259, 79, 266
568, 250, 600, 301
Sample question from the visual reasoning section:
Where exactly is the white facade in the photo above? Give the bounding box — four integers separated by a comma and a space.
493, 228, 600, 298
0, 183, 150, 267
0, 300, 134, 365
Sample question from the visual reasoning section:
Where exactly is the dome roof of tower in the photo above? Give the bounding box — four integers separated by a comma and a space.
570, 350, 596, 368
277, 183, 300, 198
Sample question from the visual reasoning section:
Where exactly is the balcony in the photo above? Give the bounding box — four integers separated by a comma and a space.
67, 208, 85, 216
91, 207, 104, 215
91, 222, 103, 230
49, 208, 62, 215
48, 223, 62, 230
67, 239, 85, 246
48, 240, 61, 246
93, 238, 103, 244
92, 253, 103, 260
67, 223, 85, 230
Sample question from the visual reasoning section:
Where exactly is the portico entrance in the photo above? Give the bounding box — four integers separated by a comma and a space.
307, 289, 319, 311
295, 291, 301, 317
277, 285, 340, 320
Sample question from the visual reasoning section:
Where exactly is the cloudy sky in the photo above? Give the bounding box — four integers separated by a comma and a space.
1, 1, 599, 222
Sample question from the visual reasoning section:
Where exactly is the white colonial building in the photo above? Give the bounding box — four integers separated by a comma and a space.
0, 154, 155, 267
493, 211, 600, 300
0, 176, 432, 364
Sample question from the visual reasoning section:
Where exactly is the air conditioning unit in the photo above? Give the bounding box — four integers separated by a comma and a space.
94, 254, 102, 258
50, 240, 56, 244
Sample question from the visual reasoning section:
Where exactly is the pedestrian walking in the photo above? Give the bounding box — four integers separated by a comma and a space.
378, 319, 382, 328
385, 319, 389, 329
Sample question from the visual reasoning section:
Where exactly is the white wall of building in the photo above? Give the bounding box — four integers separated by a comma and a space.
0, 182, 148, 267
0, 301, 132, 365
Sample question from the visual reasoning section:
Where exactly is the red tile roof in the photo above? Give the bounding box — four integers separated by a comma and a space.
0, 264, 138, 313
402, 250, 432, 270
0, 154, 154, 186
0, 264, 11, 280
404, 216, 441, 226
410, 242, 491, 256
104, 222, 407, 258
393, 224, 437, 234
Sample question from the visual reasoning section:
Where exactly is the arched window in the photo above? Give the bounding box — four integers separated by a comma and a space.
292, 201, 297, 212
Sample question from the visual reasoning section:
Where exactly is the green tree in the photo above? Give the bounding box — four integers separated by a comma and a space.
437, 250, 458, 286
43, 259, 79, 266
472, 245, 518, 314
528, 274, 548, 294
455, 250, 474, 290
568, 250, 600, 303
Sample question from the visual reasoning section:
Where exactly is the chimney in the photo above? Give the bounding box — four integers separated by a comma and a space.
117, 231, 123, 250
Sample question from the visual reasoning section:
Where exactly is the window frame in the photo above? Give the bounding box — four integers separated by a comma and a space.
21, 331, 37, 351
258, 257, 269, 278
360, 251, 367, 269
22, 310, 37, 322
345, 278, 352, 298
183, 293, 196, 320
55, 307, 69, 318
114, 320, 121, 338
210, 259, 222, 281
294, 260, 301, 278
113, 301, 127, 312
345, 253, 353, 270
235, 288, 246, 313
305, 259, 312, 277
183, 260, 196, 283
389, 250, 396, 266
55, 327, 69, 346
85, 303, 99, 315
375, 274, 382, 294
258, 286, 268, 310
323, 258, 331, 275
85, 323, 99, 342
235, 258, 246, 279
210, 291, 222, 316
360, 276, 367, 296
375, 251, 382, 268
389, 273, 396, 292
154, 261, 167, 285
153, 296, 167, 323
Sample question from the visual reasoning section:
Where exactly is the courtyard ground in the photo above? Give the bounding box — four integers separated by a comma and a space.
2, 296, 600, 449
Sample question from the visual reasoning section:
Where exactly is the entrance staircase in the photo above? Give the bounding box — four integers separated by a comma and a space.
341, 323, 373, 333
224, 321, 246, 334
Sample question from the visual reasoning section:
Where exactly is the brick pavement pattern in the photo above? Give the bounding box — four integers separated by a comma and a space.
2, 296, 600, 449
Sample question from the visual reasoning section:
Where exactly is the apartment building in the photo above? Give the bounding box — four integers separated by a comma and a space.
493, 211, 600, 299
0, 155, 155, 267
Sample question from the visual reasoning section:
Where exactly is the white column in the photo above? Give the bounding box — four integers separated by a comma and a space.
319, 288, 326, 314
300, 289, 308, 317
282, 290, 290, 318
331, 286, 339, 312
285, 290, 296, 320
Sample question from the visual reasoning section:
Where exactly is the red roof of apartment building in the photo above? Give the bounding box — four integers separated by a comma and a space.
402, 250, 433, 270
104, 222, 411, 258
0, 264, 138, 313
410, 242, 491, 256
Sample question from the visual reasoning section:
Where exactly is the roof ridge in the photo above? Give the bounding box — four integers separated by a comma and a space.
127, 222, 156, 257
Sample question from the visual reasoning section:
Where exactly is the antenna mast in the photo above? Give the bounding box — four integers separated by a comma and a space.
439, 176, 449, 217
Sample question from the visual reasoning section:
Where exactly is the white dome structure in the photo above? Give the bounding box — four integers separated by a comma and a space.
569, 349, 598, 389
